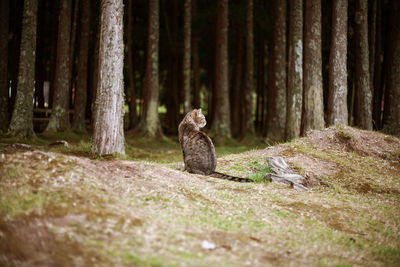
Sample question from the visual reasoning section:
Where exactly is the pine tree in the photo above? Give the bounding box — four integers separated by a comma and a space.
0, 0, 9, 132
45, 0, 73, 132
267, 0, 287, 141
372, 0, 383, 129
302, 0, 324, 134
327, 0, 348, 126
8, 0, 38, 138
286, 0, 303, 140
164, 0, 180, 135
191, 0, 200, 109
182, 0, 192, 114
92, 0, 125, 155
138, 0, 162, 136
231, 32, 244, 137
211, 0, 231, 139
382, 0, 400, 136
72, 0, 91, 132
243, 0, 255, 136
354, 0, 372, 130
127, 0, 137, 130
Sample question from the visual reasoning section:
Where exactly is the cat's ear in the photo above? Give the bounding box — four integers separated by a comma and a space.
198, 108, 202, 114
191, 109, 197, 119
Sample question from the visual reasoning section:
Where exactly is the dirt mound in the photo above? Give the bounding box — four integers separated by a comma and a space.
246, 126, 400, 190
305, 125, 400, 159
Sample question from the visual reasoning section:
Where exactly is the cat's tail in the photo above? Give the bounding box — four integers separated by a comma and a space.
210, 171, 253, 183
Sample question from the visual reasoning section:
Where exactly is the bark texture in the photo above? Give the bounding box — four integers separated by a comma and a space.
211, 0, 231, 139
191, 0, 200, 109
72, 0, 91, 132
302, 0, 325, 134
91, 19, 100, 126
45, 0, 72, 132
369, 0, 377, 83
231, 33, 244, 137
383, 0, 400, 136
8, 0, 38, 138
69, 0, 79, 86
182, 0, 192, 114
0, 0, 9, 132
267, 0, 287, 141
372, 0, 383, 129
327, 0, 348, 126
354, 0, 372, 130
164, 0, 180, 135
127, 0, 136, 130
138, 0, 161, 137
286, 0, 303, 140
92, 0, 125, 155
243, 0, 255, 136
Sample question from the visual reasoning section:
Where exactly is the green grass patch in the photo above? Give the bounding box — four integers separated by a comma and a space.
39, 130, 90, 143
246, 160, 272, 183
372, 245, 400, 266
123, 254, 166, 267
0, 190, 62, 216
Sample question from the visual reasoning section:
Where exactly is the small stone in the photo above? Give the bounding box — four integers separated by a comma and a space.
201, 240, 216, 250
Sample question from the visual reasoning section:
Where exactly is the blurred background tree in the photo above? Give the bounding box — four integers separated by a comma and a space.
1, 0, 399, 144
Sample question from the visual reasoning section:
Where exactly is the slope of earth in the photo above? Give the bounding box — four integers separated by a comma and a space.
0, 125, 399, 266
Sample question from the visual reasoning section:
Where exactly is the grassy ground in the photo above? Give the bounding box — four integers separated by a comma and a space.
0, 130, 265, 164
1, 126, 400, 266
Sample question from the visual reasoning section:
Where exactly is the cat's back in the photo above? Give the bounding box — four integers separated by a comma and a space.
183, 130, 217, 175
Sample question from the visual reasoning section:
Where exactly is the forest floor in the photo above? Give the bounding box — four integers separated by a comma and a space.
0, 125, 400, 266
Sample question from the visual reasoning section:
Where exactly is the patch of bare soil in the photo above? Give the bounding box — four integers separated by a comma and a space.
306, 125, 400, 159
1, 126, 400, 266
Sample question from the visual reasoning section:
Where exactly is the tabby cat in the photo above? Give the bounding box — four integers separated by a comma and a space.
178, 109, 252, 182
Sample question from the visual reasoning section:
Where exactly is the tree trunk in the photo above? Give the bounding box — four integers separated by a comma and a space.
45, 0, 72, 132
372, 0, 383, 129
8, 0, 38, 138
8, 0, 23, 118
164, 0, 180, 135
354, 0, 372, 130
34, 2, 45, 110
127, 0, 137, 130
72, 0, 91, 132
382, 0, 400, 136
91, 15, 100, 127
92, 0, 125, 155
191, 0, 200, 109
0, 0, 9, 132
243, 0, 255, 136
255, 36, 265, 133
231, 33, 244, 138
138, 0, 161, 137
286, 0, 303, 140
267, 0, 287, 141
182, 0, 192, 114
302, 0, 324, 134
211, 0, 231, 139
69, 0, 79, 99
369, 0, 377, 83
48, 0, 59, 110
327, 0, 348, 126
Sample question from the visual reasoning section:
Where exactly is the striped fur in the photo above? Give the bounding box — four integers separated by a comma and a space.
178, 109, 252, 183
210, 172, 253, 183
